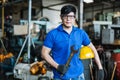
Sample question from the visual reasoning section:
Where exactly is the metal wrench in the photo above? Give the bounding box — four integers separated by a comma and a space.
65, 45, 79, 68
60, 45, 79, 77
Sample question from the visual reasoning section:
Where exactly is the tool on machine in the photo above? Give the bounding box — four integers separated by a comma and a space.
111, 62, 117, 80
89, 61, 94, 80
30, 61, 47, 75
0, 52, 13, 62
13, 61, 50, 80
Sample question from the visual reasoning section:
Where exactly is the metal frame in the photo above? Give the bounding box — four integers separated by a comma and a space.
14, 0, 32, 66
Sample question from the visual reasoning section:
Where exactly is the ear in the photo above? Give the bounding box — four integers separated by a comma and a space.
60, 15, 62, 20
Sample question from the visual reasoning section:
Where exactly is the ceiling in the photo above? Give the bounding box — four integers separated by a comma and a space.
0, 0, 120, 15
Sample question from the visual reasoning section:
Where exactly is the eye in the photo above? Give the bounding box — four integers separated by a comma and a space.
62, 15, 75, 19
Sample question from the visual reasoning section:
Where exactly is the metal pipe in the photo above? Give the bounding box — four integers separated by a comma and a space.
78, 0, 84, 29
14, 36, 28, 66
28, 0, 32, 64
2, 1, 5, 37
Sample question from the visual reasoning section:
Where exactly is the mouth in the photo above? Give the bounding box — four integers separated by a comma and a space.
66, 22, 71, 24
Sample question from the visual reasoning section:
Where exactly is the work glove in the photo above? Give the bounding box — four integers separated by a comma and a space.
98, 69, 104, 80
57, 65, 68, 75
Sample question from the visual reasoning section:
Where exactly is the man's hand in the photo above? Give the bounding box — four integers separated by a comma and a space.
98, 69, 104, 80
57, 65, 68, 75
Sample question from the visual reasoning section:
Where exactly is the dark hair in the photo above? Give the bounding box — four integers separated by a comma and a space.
60, 5, 76, 15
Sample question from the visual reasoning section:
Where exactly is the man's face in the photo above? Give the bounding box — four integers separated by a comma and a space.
61, 12, 75, 28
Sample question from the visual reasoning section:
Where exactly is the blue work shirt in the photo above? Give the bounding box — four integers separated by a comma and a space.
43, 24, 90, 79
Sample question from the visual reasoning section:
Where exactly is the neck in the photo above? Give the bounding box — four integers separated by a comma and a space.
63, 25, 72, 34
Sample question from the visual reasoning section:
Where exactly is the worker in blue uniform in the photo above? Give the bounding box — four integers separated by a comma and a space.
41, 5, 104, 80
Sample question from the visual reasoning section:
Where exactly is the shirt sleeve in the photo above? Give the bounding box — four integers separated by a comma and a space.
43, 31, 54, 49
82, 30, 91, 46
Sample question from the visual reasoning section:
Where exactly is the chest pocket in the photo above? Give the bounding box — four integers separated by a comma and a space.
53, 34, 69, 50
69, 34, 82, 49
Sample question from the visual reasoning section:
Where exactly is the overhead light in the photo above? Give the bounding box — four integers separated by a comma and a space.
84, 0, 93, 3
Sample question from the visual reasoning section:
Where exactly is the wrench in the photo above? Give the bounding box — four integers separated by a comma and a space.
60, 45, 79, 77
65, 45, 79, 68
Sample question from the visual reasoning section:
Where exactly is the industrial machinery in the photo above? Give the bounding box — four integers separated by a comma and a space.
0, 52, 15, 72
102, 29, 114, 44
84, 21, 120, 45
102, 24, 120, 45
0, 52, 14, 62
20, 20, 54, 34
108, 24, 120, 45
93, 21, 112, 42
13, 61, 53, 80
12, 0, 54, 79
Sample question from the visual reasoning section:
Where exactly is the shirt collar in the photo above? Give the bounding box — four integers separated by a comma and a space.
57, 24, 77, 32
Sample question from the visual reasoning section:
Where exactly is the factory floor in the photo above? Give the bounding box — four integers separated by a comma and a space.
0, 69, 20, 80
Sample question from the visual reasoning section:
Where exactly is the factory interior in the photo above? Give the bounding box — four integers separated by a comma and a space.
0, 0, 120, 80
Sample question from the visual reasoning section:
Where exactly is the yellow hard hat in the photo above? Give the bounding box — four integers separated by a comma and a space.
80, 46, 94, 59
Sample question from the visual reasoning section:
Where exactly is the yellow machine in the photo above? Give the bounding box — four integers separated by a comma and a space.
80, 46, 94, 59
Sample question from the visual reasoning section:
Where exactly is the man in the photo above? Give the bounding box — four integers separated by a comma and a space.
41, 5, 104, 80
